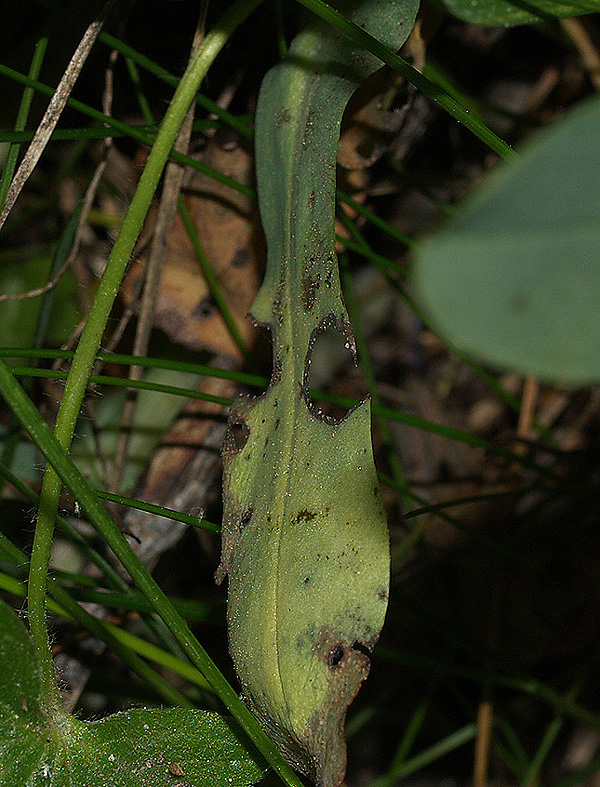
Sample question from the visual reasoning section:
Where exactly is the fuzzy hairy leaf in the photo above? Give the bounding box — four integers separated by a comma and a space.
216, 2, 418, 786
0, 599, 264, 787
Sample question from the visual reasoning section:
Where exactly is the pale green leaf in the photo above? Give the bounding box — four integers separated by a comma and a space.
217, 2, 419, 787
413, 94, 600, 384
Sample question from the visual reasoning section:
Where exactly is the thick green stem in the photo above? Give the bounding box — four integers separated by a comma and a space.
25, 0, 264, 720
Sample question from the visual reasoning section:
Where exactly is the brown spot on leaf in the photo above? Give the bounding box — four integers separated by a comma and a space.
276, 108, 292, 125
300, 626, 371, 787
293, 509, 317, 524
168, 762, 185, 777
240, 509, 253, 531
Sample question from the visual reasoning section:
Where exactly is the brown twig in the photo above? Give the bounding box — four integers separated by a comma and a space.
517, 375, 539, 447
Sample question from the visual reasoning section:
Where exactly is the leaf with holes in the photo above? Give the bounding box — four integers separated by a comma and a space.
215, 2, 418, 787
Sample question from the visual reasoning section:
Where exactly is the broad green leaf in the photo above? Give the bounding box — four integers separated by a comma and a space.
45, 709, 265, 787
0, 597, 46, 785
413, 94, 600, 385
0, 598, 265, 786
437, 0, 597, 26
216, 2, 418, 786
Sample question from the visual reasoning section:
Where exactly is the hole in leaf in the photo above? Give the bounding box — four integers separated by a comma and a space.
228, 419, 250, 453
327, 643, 346, 669
305, 325, 366, 421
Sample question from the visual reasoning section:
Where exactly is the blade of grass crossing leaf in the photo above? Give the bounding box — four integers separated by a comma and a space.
0, 360, 304, 787
10, 367, 234, 406
294, 0, 516, 161
66, 587, 221, 623
95, 488, 219, 533
7, 358, 553, 470
0, 121, 221, 145
336, 188, 413, 248
339, 235, 408, 274
0, 37, 48, 211
1, 347, 527, 460
0, 347, 268, 389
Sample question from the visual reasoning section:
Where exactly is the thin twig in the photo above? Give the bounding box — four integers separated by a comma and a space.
0, 0, 116, 232
517, 376, 539, 447
474, 695, 494, 787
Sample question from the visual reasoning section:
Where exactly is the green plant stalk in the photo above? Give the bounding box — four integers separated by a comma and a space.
0, 368, 302, 787
294, 0, 516, 161
24, 0, 264, 723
